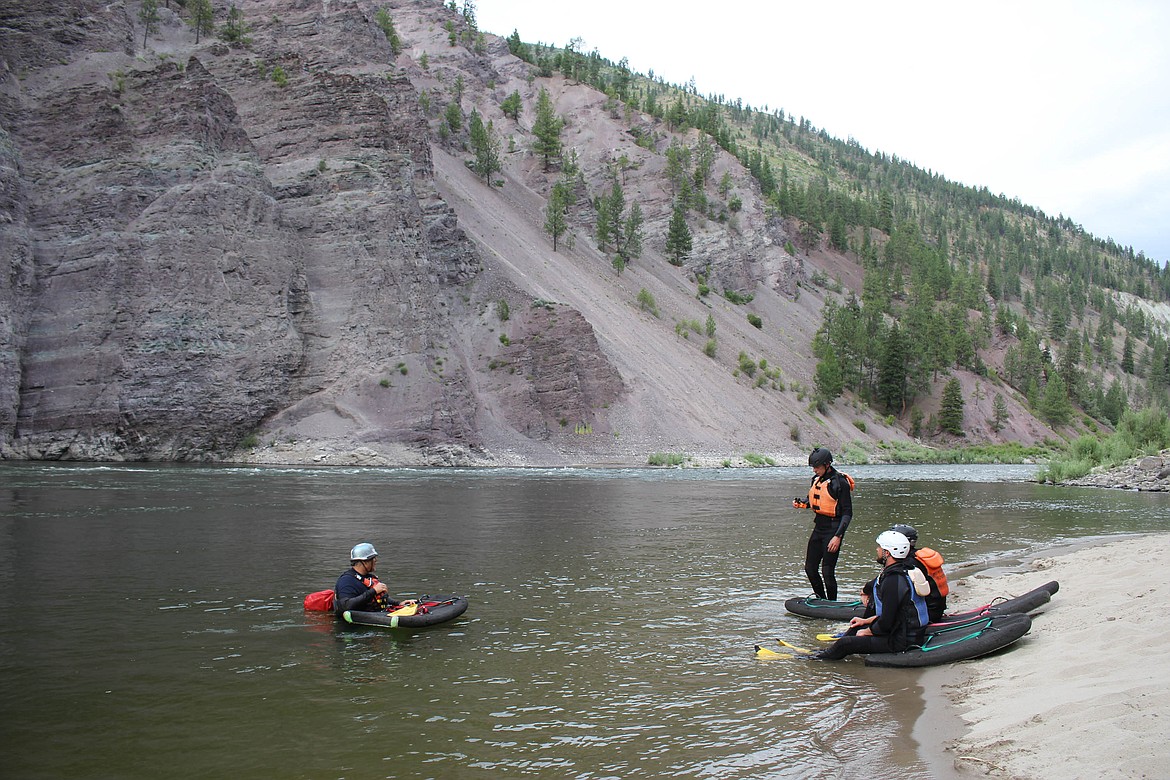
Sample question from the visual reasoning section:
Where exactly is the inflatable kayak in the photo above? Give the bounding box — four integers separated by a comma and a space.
342, 595, 468, 629
864, 612, 1032, 668
757, 612, 1032, 667
784, 580, 1058, 622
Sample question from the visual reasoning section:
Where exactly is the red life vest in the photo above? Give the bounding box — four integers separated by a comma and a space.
915, 547, 949, 597
808, 472, 855, 518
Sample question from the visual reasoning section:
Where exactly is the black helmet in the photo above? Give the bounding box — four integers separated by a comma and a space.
808, 448, 833, 467
890, 524, 918, 544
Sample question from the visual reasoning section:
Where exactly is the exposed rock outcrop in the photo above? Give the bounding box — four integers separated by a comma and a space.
1063, 450, 1170, 492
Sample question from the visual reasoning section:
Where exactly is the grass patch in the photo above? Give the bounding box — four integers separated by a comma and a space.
743, 453, 776, 466
648, 452, 689, 466
875, 440, 1058, 465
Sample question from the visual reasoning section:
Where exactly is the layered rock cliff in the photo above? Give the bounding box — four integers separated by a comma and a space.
0, 0, 1052, 466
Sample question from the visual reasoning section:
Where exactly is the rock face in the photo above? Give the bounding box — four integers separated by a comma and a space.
0, 1, 487, 462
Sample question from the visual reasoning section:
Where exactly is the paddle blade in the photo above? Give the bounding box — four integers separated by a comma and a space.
755, 644, 794, 660
775, 638, 814, 655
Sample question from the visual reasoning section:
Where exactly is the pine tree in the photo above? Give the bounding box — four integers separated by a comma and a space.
1039, 374, 1073, 427
665, 204, 692, 266
501, 90, 522, 121
188, 0, 215, 43
544, 182, 569, 252
1122, 333, 1135, 374
139, 0, 160, 48
814, 352, 844, 401
374, 8, 402, 55
939, 377, 965, 435
467, 111, 500, 183
532, 88, 563, 171
220, 4, 251, 45
620, 201, 644, 263
991, 393, 1009, 433
876, 323, 908, 414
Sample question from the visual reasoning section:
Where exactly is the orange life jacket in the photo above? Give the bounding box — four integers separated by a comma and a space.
808, 471, 855, 518
915, 547, 949, 597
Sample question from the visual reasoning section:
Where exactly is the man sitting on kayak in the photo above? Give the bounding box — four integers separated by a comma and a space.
334, 542, 414, 616
891, 523, 949, 622
812, 531, 928, 661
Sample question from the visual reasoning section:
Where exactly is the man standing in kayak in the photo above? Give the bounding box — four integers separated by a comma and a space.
813, 530, 928, 660
792, 447, 853, 601
334, 543, 413, 616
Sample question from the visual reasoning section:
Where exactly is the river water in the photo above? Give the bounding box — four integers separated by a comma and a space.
1, 463, 1166, 779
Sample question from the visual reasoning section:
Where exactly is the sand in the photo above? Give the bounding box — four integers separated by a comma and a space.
922, 533, 1170, 778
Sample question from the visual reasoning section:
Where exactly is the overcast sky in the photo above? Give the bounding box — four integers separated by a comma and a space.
476, 1, 1170, 265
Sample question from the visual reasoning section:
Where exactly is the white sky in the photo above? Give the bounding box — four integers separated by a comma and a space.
476, 0, 1170, 265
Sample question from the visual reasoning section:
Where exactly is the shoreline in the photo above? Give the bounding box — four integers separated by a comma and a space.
914, 532, 1170, 778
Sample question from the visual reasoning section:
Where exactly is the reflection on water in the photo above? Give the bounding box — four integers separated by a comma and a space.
1, 463, 1166, 779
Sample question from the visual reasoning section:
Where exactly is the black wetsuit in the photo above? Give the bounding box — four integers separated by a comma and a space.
803, 469, 853, 601
816, 561, 927, 661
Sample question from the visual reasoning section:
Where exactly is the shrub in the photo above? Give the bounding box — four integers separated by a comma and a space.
737, 351, 757, 377
636, 288, 659, 317
747, 313, 762, 329
704, 339, 717, 358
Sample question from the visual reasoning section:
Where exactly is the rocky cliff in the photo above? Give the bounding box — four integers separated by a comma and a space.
0, 0, 1055, 466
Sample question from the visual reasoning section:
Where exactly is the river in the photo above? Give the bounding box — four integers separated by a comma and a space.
1, 463, 1166, 779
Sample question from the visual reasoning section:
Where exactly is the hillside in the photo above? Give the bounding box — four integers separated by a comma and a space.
0, 0, 1164, 466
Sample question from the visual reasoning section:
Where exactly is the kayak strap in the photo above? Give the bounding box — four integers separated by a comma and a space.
915, 618, 994, 652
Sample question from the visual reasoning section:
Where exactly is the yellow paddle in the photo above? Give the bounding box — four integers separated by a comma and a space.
754, 639, 816, 659
388, 600, 419, 617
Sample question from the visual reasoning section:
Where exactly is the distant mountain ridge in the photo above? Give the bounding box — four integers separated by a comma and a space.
0, 0, 1162, 465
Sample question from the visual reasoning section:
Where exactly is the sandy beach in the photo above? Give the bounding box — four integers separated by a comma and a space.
919, 533, 1170, 778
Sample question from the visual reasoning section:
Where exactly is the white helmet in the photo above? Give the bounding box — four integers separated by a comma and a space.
350, 542, 379, 561
876, 530, 911, 560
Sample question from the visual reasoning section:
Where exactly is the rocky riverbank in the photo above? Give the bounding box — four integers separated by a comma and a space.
1061, 449, 1170, 491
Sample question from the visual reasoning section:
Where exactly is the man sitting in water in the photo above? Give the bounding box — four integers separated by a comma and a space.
334, 543, 414, 616
812, 531, 928, 661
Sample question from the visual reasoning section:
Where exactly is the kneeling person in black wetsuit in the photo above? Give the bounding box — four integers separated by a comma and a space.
813, 530, 928, 661
333, 542, 413, 617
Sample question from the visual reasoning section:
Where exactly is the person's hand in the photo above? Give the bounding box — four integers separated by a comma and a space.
402, 599, 418, 606
827, 535, 841, 553
792, 498, 809, 509
856, 627, 873, 637
848, 617, 866, 628
372, 581, 388, 595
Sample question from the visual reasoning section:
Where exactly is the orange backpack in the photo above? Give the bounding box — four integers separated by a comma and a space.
915, 547, 949, 597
